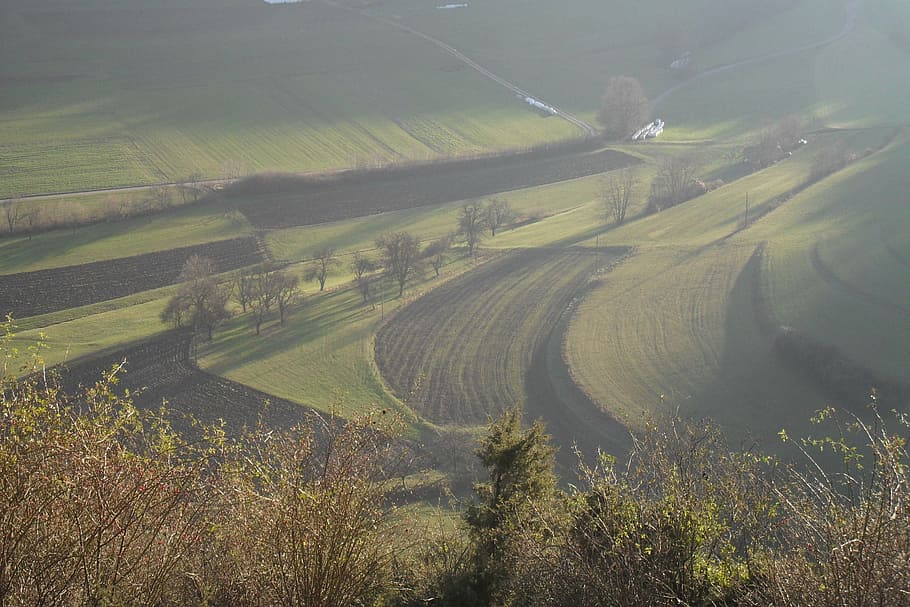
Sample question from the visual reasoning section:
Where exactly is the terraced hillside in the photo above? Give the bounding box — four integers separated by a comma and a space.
0, 236, 263, 319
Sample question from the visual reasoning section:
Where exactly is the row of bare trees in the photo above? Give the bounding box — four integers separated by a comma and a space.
1, 174, 216, 239
236, 262, 300, 335
456, 198, 516, 256
161, 256, 301, 339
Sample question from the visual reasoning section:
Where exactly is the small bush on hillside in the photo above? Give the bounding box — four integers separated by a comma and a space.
809, 139, 853, 182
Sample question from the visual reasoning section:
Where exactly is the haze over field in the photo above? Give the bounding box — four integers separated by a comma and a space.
3, 0, 909, 446
2, 1, 910, 601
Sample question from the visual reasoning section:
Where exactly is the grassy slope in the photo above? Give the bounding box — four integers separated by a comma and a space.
564, 0, 910, 442
1, 0, 846, 198
6, 0, 910, 454
196, 256, 483, 418
266, 174, 604, 262
0, 204, 251, 274
0, 0, 575, 198
199, 177, 613, 416
751, 139, 910, 380
378, 0, 841, 119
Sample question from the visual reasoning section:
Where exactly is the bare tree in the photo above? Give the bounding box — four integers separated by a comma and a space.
376, 232, 422, 297
156, 186, 173, 210
598, 76, 650, 140
744, 114, 805, 170
22, 208, 39, 240
423, 235, 452, 277
178, 171, 205, 204
165, 255, 230, 340
810, 138, 851, 181
2, 199, 23, 234
458, 201, 487, 256
61, 203, 85, 235
485, 198, 515, 237
352, 252, 376, 306
235, 270, 257, 313
604, 169, 636, 226
305, 247, 338, 291
648, 155, 699, 212
249, 262, 280, 336
275, 272, 300, 325
237, 262, 300, 332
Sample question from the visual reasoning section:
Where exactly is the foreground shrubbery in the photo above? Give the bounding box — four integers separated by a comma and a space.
2, 325, 908, 606
411, 409, 909, 607
1, 324, 404, 607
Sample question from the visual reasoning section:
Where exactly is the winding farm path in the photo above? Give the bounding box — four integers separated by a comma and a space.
322, 0, 599, 137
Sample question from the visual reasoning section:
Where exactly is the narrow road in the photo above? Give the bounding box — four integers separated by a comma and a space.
4, 0, 858, 203
2, 177, 235, 204
325, 0, 599, 137
652, 0, 861, 109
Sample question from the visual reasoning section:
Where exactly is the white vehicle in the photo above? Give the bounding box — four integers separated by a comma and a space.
524, 96, 558, 116
632, 119, 664, 140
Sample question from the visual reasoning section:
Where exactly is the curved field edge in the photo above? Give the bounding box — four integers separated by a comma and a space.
564, 243, 832, 445
374, 247, 629, 454
50, 331, 308, 432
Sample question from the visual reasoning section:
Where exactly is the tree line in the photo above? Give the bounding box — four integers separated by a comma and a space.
158, 197, 518, 340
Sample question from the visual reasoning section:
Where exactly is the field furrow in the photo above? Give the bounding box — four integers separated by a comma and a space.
374, 248, 622, 431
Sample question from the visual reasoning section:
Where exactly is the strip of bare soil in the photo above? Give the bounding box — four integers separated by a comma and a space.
0, 236, 264, 319
55, 330, 307, 431
230, 146, 636, 228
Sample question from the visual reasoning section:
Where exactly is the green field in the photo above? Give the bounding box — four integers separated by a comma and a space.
1, 0, 862, 198
0, 0, 578, 198
3, 0, 910, 466
0, 204, 251, 274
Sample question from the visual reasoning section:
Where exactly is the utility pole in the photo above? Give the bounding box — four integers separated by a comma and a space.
595, 233, 600, 270
744, 192, 750, 228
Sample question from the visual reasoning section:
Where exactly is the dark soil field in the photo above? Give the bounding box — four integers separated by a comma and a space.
375, 247, 630, 457
57, 331, 307, 432
230, 147, 636, 228
0, 236, 264, 319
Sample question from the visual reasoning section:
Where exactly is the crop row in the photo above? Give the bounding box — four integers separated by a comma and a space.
57, 331, 307, 432
374, 248, 625, 439
0, 137, 158, 198
0, 236, 263, 319
232, 147, 636, 228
